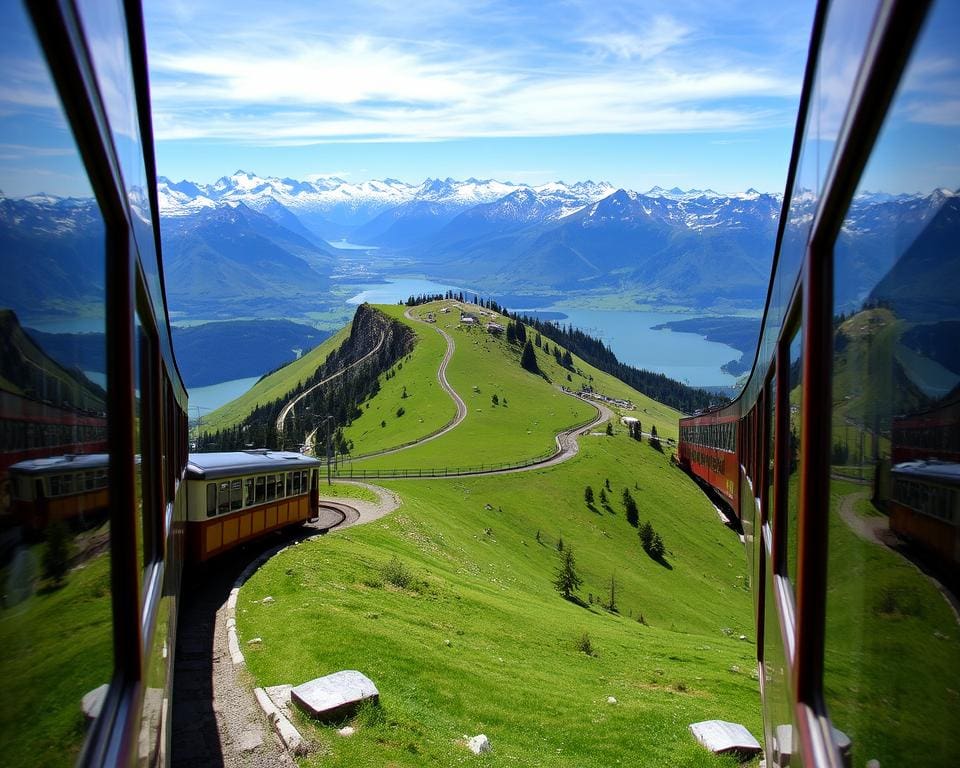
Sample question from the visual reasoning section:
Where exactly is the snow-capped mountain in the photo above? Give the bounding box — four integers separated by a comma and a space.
156, 172, 616, 242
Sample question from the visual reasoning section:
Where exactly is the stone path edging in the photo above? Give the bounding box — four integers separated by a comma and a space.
220, 485, 402, 758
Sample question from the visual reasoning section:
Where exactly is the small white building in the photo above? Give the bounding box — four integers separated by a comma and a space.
621, 416, 639, 426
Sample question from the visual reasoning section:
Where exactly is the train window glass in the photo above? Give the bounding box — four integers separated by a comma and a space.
285, 472, 293, 496
75, 0, 164, 317
206, 483, 216, 517
0, 3, 113, 760
824, 3, 960, 762
266, 474, 277, 501
785, 327, 802, 586
276, 473, 285, 498
230, 479, 242, 511
217, 480, 230, 515
135, 312, 148, 582
255, 476, 265, 503
766, 374, 777, 525
244, 477, 254, 507
293, 471, 301, 495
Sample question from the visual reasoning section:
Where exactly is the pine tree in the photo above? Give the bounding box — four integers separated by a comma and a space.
42, 521, 71, 587
520, 341, 539, 373
650, 533, 666, 560
553, 548, 583, 600
639, 521, 654, 551
584, 485, 594, 504
622, 488, 639, 527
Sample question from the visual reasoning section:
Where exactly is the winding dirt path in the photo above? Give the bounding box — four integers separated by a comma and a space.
275, 331, 385, 436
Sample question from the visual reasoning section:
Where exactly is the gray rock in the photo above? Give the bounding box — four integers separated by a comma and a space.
607, 696, 618, 705
291, 670, 379, 722
468, 734, 491, 754
337, 726, 356, 737
236, 731, 264, 753
262, 596, 275, 604
689, 720, 761, 758
81, 684, 109, 723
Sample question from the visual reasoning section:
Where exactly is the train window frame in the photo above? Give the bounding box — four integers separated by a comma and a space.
206, 482, 216, 517
776, 305, 803, 585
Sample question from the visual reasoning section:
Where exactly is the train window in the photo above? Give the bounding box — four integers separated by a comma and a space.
765, 373, 777, 525
266, 474, 277, 501
277, 473, 286, 498
245, 477, 254, 507
134, 312, 148, 582
230, 479, 242, 511
0, 2, 114, 760
206, 483, 217, 517
216, 480, 230, 515
255, 476, 266, 503
293, 471, 301, 494
285, 472, 293, 496
784, 326, 802, 586
824, 3, 960, 763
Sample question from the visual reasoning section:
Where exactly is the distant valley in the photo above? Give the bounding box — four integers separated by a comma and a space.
3, 174, 954, 397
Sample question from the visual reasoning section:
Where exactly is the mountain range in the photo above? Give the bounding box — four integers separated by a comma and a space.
4, 172, 956, 326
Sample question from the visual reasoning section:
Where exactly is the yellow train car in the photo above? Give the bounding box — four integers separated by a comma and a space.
185, 450, 321, 561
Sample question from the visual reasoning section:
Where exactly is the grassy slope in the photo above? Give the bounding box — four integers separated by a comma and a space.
0, 542, 113, 767
238, 431, 760, 767
340, 304, 456, 456
349, 302, 679, 471
201, 323, 353, 433
823, 482, 960, 766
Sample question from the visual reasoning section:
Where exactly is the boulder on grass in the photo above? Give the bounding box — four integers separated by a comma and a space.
689, 720, 761, 758
291, 670, 378, 722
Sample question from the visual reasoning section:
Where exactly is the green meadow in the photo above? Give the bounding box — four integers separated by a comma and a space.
0, 537, 113, 767
237, 430, 761, 767
344, 301, 679, 471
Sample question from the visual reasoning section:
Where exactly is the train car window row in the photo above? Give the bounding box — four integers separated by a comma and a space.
679, 422, 736, 452
204, 470, 311, 518
891, 477, 957, 524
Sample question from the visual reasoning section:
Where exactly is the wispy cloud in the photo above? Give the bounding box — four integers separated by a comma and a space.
145, 0, 805, 145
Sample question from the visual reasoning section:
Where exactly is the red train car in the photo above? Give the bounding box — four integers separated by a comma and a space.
677, 411, 739, 511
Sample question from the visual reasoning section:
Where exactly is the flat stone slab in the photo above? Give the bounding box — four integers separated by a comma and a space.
291, 670, 379, 722
81, 684, 109, 723
689, 720, 761, 757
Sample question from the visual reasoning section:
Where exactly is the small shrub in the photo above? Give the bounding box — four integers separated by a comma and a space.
380, 420, 387, 428
381, 556, 412, 589
576, 632, 595, 656
556, 535, 564, 551
396, 406, 405, 417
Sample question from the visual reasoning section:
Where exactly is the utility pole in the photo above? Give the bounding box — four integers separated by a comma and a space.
324, 415, 334, 485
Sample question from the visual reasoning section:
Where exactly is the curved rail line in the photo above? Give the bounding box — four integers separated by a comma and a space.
275, 331, 385, 436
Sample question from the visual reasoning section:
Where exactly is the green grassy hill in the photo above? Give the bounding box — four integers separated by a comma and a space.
238, 419, 759, 766
345, 301, 680, 470
200, 323, 353, 434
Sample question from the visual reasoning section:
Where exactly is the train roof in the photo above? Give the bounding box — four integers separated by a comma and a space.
8, 453, 110, 474
892, 460, 960, 485
186, 450, 322, 480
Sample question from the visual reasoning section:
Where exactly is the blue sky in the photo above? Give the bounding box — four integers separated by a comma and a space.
143, 0, 818, 192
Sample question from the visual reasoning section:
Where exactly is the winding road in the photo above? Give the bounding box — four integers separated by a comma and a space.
343, 306, 611, 475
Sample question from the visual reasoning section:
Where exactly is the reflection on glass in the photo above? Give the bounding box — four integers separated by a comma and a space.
76, 0, 164, 317
0, 5, 112, 764
762, 566, 799, 768
767, 374, 777, 523
786, 330, 802, 585
825, 2, 960, 764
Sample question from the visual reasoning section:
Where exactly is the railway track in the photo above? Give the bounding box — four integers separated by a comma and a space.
172, 501, 357, 767
275, 331, 385, 436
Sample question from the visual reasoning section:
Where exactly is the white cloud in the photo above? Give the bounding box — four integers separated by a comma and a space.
581, 16, 690, 61
145, 2, 801, 145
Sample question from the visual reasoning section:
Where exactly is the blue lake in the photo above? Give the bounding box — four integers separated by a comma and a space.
520, 307, 741, 388
342, 278, 742, 387
188, 376, 262, 415
346, 278, 472, 305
